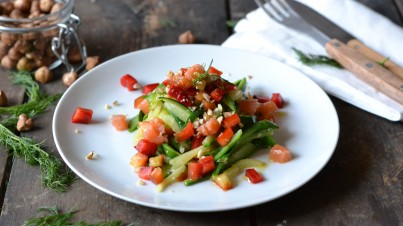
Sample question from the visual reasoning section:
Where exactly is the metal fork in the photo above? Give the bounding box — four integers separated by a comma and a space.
254, 0, 330, 45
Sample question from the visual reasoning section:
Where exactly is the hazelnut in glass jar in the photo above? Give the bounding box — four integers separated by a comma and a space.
0, 0, 86, 71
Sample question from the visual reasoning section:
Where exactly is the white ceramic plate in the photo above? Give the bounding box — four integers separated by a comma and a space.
53, 44, 339, 212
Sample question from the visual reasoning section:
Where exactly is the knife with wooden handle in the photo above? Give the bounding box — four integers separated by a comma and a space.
325, 39, 403, 105
286, 0, 403, 105
347, 39, 403, 80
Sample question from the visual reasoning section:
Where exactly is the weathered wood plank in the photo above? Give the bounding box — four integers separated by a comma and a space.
0, 70, 25, 212
0, 0, 251, 225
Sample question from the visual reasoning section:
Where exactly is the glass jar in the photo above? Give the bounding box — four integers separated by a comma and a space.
0, 0, 86, 72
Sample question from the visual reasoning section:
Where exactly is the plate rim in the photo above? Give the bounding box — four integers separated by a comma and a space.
52, 44, 340, 212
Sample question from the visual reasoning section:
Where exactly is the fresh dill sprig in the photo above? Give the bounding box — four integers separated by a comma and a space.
23, 207, 131, 226
0, 94, 61, 122
192, 60, 215, 85
0, 70, 75, 192
292, 48, 342, 69
10, 70, 42, 101
0, 123, 76, 192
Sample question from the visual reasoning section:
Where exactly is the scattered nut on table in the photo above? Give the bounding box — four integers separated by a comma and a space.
62, 71, 78, 87
16, 114, 34, 131
178, 30, 195, 44
85, 56, 100, 70
0, 90, 8, 107
34, 66, 53, 84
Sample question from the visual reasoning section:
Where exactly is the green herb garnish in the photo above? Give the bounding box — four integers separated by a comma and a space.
23, 206, 132, 226
0, 71, 76, 192
292, 48, 342, 69
378, 57, 390, 68
226, 20, 238, 28
0, 123, 76, 192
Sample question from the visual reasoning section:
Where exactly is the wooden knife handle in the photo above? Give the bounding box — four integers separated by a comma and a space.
325, 39, 403, 105
347, 39, 403, 80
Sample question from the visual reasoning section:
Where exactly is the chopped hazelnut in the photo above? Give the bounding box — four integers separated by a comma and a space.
0, 90, 8, 107
178, 30, 195, 44
17, 114, 34, 131
86, 151, 95, 160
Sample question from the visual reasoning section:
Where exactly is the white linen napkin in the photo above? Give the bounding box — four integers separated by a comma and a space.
222, 0, 403, 121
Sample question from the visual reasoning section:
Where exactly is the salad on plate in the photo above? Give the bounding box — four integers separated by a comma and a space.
72, 61, 292, 192
126, 62, 291, 192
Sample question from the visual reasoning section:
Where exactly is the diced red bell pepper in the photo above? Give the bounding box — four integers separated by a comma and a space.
142, 83, 159, 95
207, 66, 223, 76
271, 93, 284, 108
138, 166, 154, 180
210, 88, 225, 103
150, 167, 164, 185
71, 107, 93, 124
180, 67, 188, 75
216, 127, 234, 146
120, 74, 138, 91
253, 95, 271, 103
174, 121, 194, 142
191, 135, 205, 150
187, 162, 203, 181
245, 168, 264, 184
222, 113, 241, 128
135, 139, 158, 156
198, 155, 215, 174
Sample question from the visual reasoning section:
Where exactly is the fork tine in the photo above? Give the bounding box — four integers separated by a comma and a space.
276, 0, 298, 17
270, 0, 290, 18
254, 0, 283, 21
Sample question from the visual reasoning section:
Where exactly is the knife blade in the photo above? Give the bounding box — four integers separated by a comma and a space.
285, 0, 403, 105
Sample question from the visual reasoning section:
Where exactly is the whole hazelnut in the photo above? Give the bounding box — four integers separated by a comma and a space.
1, 55, 17, 69
16, 57, 35, 71
0, 90, 8, 107
62, 71, 78, 86
9, 9, 25, 19
14, 0, 31, 12
39, 0, 55, 13
178, 30, 195, 44
30, 0, 40, 14
85, 56, 100, 70
50, 2, 63, 14
0, 2, 14, 15
34, 66, 53, 84
8, 47, 23, 61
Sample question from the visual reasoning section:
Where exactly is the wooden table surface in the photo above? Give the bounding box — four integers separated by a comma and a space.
1, 0, 402, 225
